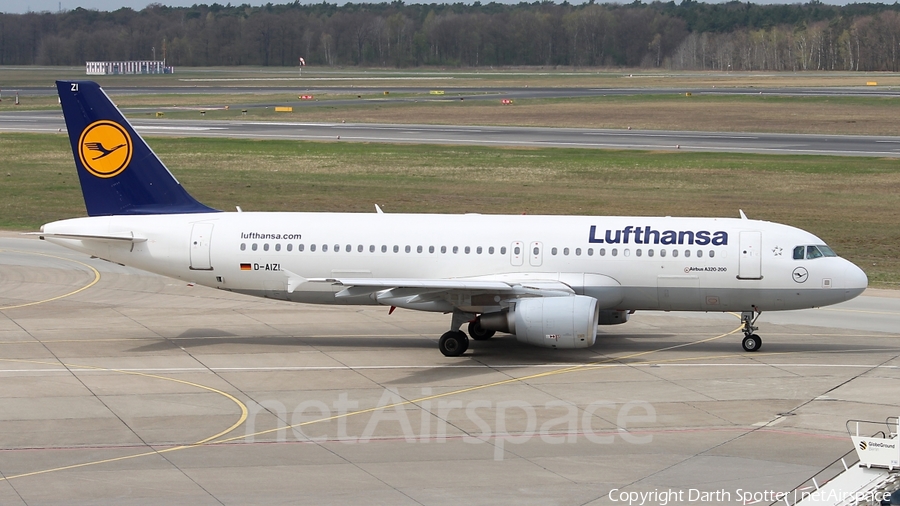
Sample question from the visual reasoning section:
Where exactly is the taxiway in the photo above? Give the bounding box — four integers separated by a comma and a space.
1, 233, 898, 505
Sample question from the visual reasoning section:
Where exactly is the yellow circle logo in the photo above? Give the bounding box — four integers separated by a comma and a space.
78, 120, 132, 178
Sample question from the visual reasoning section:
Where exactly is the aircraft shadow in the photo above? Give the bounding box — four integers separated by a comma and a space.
126, 328, 900, 368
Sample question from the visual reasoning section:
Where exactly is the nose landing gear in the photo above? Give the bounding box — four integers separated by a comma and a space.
740, 308, 762, 352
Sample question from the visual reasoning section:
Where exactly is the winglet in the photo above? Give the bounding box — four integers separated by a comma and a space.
739, 209, 748, 220
375, 204, 384, 214
56, 80, 218, 217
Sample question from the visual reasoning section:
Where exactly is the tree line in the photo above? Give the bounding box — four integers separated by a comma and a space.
2, 1, 900, 71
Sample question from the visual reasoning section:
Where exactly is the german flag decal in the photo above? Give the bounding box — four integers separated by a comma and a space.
240, 263, 252, 271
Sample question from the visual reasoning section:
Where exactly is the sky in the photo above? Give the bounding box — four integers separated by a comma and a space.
1, 0, 853, 14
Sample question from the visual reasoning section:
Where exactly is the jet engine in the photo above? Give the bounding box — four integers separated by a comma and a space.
479, 295, 599, 349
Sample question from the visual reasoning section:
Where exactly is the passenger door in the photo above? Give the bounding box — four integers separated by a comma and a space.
189, 223, 214, 270
737, 231, 762, 280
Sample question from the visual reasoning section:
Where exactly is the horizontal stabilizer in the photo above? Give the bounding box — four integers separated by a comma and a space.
31, 232, 147, 243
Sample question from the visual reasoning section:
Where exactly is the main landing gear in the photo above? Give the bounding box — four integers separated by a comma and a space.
439, 331, 468, 357
467, 318, 495, 341
438, 309, 477, 357
740, 308, 762, 352
438, 311, 498, 357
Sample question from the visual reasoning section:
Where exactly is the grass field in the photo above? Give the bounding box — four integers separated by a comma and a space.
3, 132, 898, 286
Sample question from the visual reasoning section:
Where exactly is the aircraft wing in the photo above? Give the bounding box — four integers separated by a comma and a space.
306, 276, 576, 300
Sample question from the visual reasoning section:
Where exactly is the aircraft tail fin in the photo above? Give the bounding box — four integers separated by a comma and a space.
56, 80, 217, 216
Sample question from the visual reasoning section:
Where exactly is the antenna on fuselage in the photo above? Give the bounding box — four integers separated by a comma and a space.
739, 209, 748, 220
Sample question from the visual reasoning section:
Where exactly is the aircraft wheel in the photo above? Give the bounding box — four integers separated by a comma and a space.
468, 319, 495, 341
460, 334, 470, 353
439, 331, 468, 357
742, 334, 762, 352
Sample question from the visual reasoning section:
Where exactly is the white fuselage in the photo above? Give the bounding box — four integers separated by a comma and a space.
42, 212, 868, 314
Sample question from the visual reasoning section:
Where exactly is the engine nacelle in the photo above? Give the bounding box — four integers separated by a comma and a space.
480, 295, 599, 349
598, 310, 630, 325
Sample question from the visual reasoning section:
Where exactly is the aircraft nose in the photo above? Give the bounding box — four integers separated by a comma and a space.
842, 259, 868, 298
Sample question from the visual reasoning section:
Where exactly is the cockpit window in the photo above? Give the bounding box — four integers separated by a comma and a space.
795, 244, 838, 260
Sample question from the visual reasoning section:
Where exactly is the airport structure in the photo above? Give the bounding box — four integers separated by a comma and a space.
85, 60, 174, 75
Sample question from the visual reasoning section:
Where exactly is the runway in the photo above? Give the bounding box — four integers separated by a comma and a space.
2, 233, 899, 505
3, 111, 900, 157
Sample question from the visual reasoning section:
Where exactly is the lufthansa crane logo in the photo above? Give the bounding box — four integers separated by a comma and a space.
78, 120, 132, 178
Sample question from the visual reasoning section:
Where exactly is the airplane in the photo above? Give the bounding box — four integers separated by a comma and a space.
38, 80, 868, 357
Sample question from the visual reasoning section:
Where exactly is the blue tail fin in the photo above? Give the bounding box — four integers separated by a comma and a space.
57, 80, 218, 216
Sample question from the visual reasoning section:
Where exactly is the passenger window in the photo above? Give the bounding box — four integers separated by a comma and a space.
429, 246, 434, 253
807, 246, 823, 259
345, 244, 351, 252
476, 246, 482, 254
369, 245, 375, 253
358, 245, 363, 252
501, 247, 507, 255
563, 248, 569, 256
298, 244, 304, 252
322, 244, 328, 252
489, 247, 494, 254
709, 250, 714, 258
441, 246, 447, 254
513, 246, 520, 255
393, 245, 399, 253
287, 244, 293, 252
263, 244, 269, 251
612, 248, 618, 257
465, 246, 471, 254
672, 249, 678, 257
793, 246, 805, 260
405, 245, 411, 253
381, 245, 387, 253
648, 249, 654, 257
275, 244, 281, 252
311, 244, 317, 252
599, 248, 606, 256
660, 249, 666, 257
588, 248, 593, 256
636, 249, 642, 257
697, 250, 702, 258
240, 243, 246, 251
624, 249, 630, 257
417, 245, 423, 253
575, 248, 581, 256
551, 247, 558, 255
685, 250, 690, 258
453, 246, 459, 254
